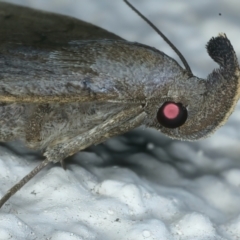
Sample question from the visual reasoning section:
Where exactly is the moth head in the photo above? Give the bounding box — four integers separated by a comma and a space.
147, 34, 240, 140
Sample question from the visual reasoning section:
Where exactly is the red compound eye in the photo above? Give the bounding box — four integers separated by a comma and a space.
157, 102, 187, 128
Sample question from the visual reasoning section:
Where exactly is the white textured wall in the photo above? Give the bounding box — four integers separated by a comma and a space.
0, 0, 240, 239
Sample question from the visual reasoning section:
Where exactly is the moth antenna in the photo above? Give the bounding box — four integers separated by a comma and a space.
123, 0, 193, 75
0, 159, 50, 208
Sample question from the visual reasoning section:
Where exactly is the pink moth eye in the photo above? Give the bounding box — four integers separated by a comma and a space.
157, 102, 188, 128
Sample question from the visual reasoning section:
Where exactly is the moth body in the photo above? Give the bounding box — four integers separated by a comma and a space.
0, 40, 193, 160
0, 1, 239, 208
1, 36, 239, 162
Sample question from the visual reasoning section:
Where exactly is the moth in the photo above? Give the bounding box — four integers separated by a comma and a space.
0, 0, 239, 208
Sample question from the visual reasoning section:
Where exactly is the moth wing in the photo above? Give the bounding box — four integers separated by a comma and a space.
0, 2, 125, 103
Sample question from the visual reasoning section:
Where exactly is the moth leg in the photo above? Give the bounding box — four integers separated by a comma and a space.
93, 111, 146, 145
60, 159, 67, 170
0, 108, 145, 208
59, 110, 146, 168
44, 107, 146, 163
0, 159, 49, 208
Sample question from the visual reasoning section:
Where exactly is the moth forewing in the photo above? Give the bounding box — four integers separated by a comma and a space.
0, 38, 184, 104
0, 1, 123, 104
0, 1, 187, 106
